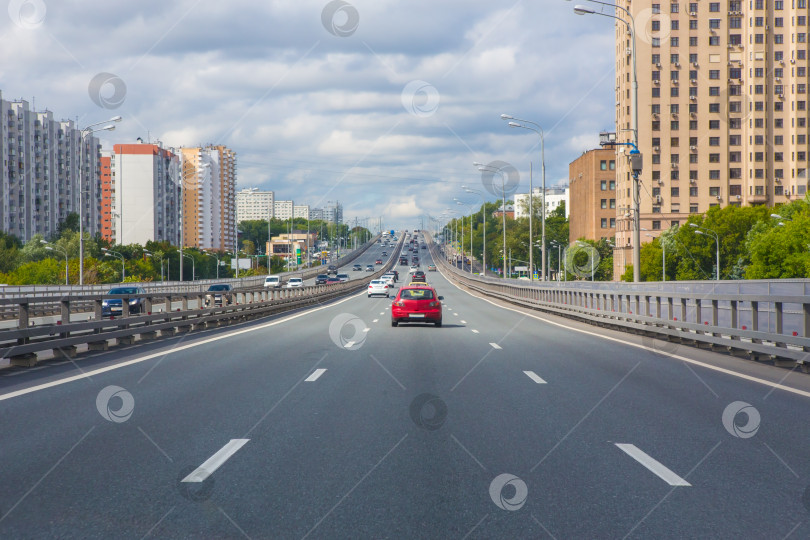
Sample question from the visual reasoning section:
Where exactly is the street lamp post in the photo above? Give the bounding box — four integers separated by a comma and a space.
41, 240, 69, 285
142, 249, 166, 282
475, 162, 509, 277
462, 186, 487, 276
79, 116, 121, 285
689, 223, 720, 280
572, 0, 640, 282
181, 252, 196, 281
501, 115, 547, 282
203, 251, 220, 279
101, 247, 125, 282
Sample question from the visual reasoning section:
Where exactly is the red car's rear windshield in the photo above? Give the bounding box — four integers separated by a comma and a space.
400, 288, 434, 300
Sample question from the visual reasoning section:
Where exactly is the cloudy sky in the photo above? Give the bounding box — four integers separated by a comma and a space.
1, 0, 615, 229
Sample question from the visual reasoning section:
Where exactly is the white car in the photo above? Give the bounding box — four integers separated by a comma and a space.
381, 274, 396, 286
368, 279, 390, 297
286, 277, 304, 288
409, 265, 419, 273
264, 276, 282, 288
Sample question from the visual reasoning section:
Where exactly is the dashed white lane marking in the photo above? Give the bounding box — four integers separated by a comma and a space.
182, 439, 250, 483
305, 369, 327, 382
523, 371, 547, 384
362, 328, 370, 333
379, 312, 384, 315
344, 341, 355, 348
615, 444, 691, 487
373, 319, 378, 323
453, 313, 458, 316
460, 320, 467, 324
489, 343, 502, 350
434, 260, 810, 401
471, 329, 479, 334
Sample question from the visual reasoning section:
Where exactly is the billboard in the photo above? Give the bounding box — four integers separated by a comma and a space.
230, 258, 252, 270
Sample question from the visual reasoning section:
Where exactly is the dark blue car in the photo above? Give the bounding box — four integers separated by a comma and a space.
101, 287, 147, 317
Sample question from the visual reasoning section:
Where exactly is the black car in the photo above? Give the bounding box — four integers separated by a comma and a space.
421, 245, 426, 250
101, 287, 147, 316
411, 271, 427, 283
315, 274, 329, 285
399, 257, 409, 265
205, 284, 233, 307
327, 265, 338, 275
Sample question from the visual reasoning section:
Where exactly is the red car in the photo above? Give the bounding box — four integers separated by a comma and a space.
391, 285, 443, 327
375, 259, 383, 265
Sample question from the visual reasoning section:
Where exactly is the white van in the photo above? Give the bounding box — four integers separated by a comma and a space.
264, 275, 282, 288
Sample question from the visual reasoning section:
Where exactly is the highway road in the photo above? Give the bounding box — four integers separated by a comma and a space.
2, 232, 810, 538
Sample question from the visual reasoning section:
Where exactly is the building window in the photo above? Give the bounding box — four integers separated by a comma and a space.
671, 2, 679, 12
600, 160, 607, 170
709, 170, 720, 179
600, 180, 607, 190
671, 37, 679, 47
709, 153, 720, 163
709, 70, 720, 79
689, 187, 698, 196
610, 218, 616, 228
709, 2, 720, 11
601, 218, 608, 228
671, 187, 679, 197
709, 19, 721, 29
729, 185, 741, 196
709, 87, 720, 96
709, 137, 720, 146
709, 36, 720, 45
709, 120, 720, 129
610, 199, 616, 208
690, 205, 699, 213
709, 187, 720, 197
609, 160, 615, 170
609, 180, 616, 190
601, 199, 607, 209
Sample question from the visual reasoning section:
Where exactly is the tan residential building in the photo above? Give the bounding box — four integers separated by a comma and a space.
180, 145, 236, 251
569, 149, 617, 244
613, 0, 809, 276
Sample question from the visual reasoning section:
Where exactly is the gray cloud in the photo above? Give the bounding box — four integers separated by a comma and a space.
1, 0, 615, 228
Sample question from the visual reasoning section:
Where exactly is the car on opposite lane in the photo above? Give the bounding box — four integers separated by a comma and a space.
327, 265, 338, 275
352, 264, 362, 271
264, 275, 282, 288
365, 264, 375, 272
391, 285, 443, 327
204, 283, 234, 307
315, 274, 329, 285
101, 286, 147, 317
286, 277, 304, 288
326, 276, 341, 285
336, 273, 349, 282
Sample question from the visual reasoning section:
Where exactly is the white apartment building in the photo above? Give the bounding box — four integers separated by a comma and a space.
323, 201, 343, 224
111, 143, 181, 246
274, 200, 294, 220
309, 207, 325, 221
293, 205, 310, 220
236, 188, 274, 223
0, 94, 102, 241
514, 187, 569, 219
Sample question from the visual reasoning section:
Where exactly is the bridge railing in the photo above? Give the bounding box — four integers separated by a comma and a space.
427, 235, 810, 368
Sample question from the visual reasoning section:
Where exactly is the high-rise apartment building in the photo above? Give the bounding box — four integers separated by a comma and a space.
100, 153, 113, 241
0, 94, 102, 242
110, 143, 181, 246
180, 145, 236, 251
274, 200, 294, 221
309, 207, 325, 221
236, 188, 274, 222
569, 149, 617, 244
294, 205, 310, 220
613, 1, 809, 275
323, 201, 343, 224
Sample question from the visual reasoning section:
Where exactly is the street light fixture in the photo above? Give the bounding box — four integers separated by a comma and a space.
462, 186, 487, 276
570, 0, 641, 283
101, 247, 125, 282
181, 252, 196, 281
501, 114, 547, 281
689, 223, 720, 281
41, 240, 69, 285
78, 116, 122, 285
474, 162, 509, 278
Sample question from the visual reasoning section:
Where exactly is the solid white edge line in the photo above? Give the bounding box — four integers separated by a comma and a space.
182, 439, 250, 483
489, 343, 502, 350
615, 443, 691, 487
0, 289, 367, 402
523, 370, 547, 384
305, 368, 327, 382
434, 260, 810, 400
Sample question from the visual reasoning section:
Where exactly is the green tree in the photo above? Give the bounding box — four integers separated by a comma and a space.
56, 212, 80, 237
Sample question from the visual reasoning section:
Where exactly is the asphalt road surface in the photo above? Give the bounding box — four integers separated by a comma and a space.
2, 233, 810, 538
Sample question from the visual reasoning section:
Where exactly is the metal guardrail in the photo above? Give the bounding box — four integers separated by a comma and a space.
0, 235, 382, 320
426, 234, 810, 369
0, 234, 401, 367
